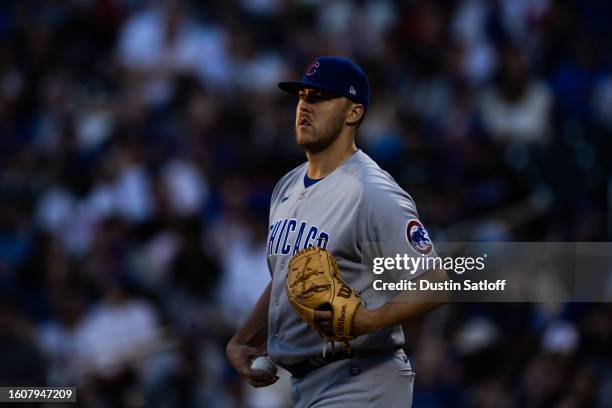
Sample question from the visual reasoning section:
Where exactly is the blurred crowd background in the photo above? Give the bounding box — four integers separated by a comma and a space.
0, 0, 611, 407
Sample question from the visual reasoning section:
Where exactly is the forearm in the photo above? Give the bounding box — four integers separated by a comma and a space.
229, 281, 272, 347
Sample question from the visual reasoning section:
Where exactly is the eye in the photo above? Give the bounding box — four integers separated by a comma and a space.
313, 92, 333, 102
298, 89, 337, 103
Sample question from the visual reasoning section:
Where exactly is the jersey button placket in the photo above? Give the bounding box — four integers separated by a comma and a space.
276, 262, 284, 307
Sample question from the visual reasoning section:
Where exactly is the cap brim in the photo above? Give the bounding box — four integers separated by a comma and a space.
278, 81, 343, 97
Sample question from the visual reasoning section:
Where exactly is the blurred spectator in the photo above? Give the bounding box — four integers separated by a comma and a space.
117, 1, 231, 106
480, 44, 552, 144
73, 283, 161, 380
38, 285, 88, 386
0, 299, 47, 386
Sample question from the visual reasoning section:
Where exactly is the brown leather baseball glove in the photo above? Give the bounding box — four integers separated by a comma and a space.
285, 247, 361, 347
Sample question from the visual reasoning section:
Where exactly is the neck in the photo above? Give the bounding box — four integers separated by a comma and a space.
305, 132, 357, 179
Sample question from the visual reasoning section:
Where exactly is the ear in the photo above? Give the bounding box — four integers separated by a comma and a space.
345, 103, 365, 127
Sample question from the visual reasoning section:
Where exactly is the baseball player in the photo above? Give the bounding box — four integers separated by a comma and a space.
226, 56, 446, 407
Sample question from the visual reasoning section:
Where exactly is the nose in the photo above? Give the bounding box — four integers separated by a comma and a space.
298, 103, 310, 113
297, 97, 312, 114
297, 89, 315, 109
297, 91, 312, 112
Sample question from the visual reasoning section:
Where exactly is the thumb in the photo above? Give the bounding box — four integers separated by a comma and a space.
255, 344, 267, 356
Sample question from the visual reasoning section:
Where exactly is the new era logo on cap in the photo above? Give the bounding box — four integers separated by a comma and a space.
278, 56, 370, 109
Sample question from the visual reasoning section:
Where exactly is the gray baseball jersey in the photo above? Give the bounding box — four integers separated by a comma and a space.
266, 149, 435, 367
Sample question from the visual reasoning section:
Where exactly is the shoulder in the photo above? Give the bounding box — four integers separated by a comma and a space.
341, 151, 416, 208
271, 162, 307, 202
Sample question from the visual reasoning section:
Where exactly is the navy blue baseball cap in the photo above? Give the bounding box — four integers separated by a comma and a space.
279, 56, 370, 109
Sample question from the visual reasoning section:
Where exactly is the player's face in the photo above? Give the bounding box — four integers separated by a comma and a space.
295, 88, 351, 153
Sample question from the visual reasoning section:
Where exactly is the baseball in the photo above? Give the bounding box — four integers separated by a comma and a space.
250, 355, 277, 376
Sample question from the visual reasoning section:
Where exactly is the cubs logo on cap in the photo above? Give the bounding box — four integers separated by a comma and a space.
306, 61, 320, 76
406, 219, 432, 255
278, 56, 370, 109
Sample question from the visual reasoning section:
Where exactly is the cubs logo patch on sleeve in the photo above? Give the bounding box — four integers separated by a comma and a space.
406, 219, 433, 255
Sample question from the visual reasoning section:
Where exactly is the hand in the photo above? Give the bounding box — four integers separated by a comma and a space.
314, 305, 379, 337
225, 342, 279, 388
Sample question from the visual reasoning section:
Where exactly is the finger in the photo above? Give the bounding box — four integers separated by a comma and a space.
315, 322, 332, 336
315, 310, 332, 321
317, 320, 331, 329
242, 369, 273, 382
248, 376, 279, 388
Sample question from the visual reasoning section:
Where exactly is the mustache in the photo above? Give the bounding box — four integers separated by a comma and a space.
298, 115, 312, 125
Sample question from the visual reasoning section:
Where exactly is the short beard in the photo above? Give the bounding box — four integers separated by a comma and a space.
298, 115, 345, 154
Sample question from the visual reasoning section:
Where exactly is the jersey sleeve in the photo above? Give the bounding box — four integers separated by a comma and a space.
357, 173, 437, 279
266, 177, 285, 278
